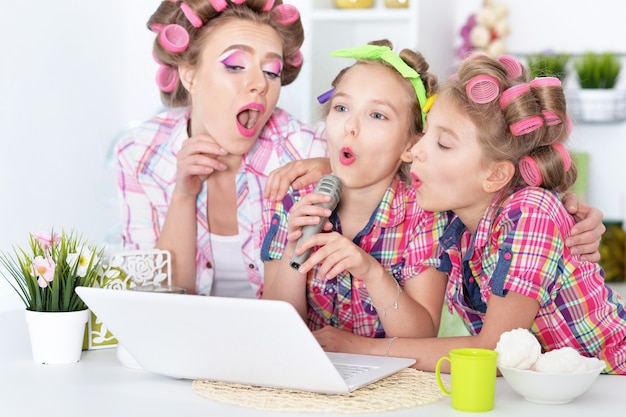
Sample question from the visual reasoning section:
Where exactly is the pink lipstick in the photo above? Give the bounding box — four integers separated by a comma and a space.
410, 172, 422, 189
339, 147, 356, 166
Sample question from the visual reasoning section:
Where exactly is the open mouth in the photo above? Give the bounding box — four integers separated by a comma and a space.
236, 103, 265, 137
237, 108, 260, 130
410, 172, 422, 189
339, 147, 356, 165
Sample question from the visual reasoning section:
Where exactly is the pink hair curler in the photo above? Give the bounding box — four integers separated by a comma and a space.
180, 2, 203, 28
530, 77, 562, 88
509, 115, 544, 136
499, 83, 531, 109
497, 55, 523, 79
541, 110, 561, 126
288, 50, 303, 67
466, 75, 500, 104
150, 23, 164, 33
231, 0, 246, 4
271, 4, 299, 25
208, 0, 228, 12
262, 0, 275, 12
159, 24, 190, 53
519, 156, 542, 187
156, 65, 178, 93
552, 143, 572, 171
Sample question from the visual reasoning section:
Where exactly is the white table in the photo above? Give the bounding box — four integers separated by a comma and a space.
1, 304, 625, 416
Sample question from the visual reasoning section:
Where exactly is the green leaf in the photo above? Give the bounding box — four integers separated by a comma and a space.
0, 229, 104, 312
574, 52, 622, 89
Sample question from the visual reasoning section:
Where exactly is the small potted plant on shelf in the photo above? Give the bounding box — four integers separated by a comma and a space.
572, 52, 623, 122
526, 52, 571, 82
0, 229, 104, 364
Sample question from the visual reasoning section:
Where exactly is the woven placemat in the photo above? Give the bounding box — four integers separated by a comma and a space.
192, 368, 445, 413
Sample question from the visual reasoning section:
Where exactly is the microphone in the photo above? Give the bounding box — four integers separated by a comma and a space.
289, 174, 343, 271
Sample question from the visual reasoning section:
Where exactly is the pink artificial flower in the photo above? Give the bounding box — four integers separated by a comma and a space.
31, 256, 56, 288
33, 231, 60, 251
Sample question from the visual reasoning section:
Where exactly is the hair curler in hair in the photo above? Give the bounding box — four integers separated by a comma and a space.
499, 83, 530, 109
262, 0, 275, 12
272, 4, 300, 25
156, 65, 178, 93
519, 156, 542, 186
497, 55, 523, 79
290, 174, 343, 271
159, 24, 190, 53
553, 143, 572, 171
466, 75, 500, 104
208, 0, 228, 12
180, 2, 203, 28
509, 115, 544, 136
288, 50, 303, 68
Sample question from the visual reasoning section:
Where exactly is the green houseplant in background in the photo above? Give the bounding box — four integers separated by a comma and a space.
572, 52, 623, 122
574, 52, 621, 89
527, 52, 571, 82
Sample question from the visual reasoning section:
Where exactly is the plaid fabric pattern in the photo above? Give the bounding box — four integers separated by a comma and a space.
114, 107, 327, 296
261, 176, 442, 338
440, 187, 626, 374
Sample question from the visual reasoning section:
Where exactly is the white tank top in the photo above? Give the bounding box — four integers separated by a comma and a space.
209, 233, 256, 299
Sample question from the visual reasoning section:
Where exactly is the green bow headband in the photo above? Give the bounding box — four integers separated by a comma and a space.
330, 45, 430, 126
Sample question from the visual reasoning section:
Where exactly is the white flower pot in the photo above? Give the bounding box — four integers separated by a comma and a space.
575, 89, 617, 122
25, 309, 90, 364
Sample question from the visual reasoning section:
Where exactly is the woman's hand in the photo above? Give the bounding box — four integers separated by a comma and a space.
175, 134, 227, 197
562, 193, 605, 262
264, 158, 331, 201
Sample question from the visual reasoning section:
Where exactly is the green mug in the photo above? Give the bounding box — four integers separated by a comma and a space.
435, 348, 498, 412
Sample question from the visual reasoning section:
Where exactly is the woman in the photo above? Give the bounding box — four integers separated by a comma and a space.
114, 1, 326, 296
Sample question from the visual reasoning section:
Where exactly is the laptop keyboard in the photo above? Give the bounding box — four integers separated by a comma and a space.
335, 364, 373, 380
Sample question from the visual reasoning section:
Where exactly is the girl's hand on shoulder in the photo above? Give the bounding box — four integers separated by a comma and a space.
175, 134, 227, 197
264, 158, 331, 201
562, 193, 605, 262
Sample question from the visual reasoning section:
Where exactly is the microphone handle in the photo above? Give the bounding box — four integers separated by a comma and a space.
289, 175, 342, 270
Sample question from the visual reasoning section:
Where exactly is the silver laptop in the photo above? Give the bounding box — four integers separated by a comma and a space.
76, 286, 415, 395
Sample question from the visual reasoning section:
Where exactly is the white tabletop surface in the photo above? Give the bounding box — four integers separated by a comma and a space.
1, 283, 625, 416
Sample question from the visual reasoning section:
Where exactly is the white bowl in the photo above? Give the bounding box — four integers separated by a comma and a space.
498, 362, 605, 404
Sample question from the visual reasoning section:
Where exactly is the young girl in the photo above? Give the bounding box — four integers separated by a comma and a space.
402, 54, 626, 374
261, 40, 448, 343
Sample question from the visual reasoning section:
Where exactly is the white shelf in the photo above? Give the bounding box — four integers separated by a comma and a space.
312, 9, 412, 21
279, 0, 419, 125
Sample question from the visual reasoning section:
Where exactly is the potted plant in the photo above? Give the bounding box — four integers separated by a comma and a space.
526, 52, 570, 82
572, 52, 622, 122
0, 229, 104, 364
574, 52, 621, 89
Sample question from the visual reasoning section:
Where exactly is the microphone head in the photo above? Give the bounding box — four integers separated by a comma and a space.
315, 174, 342, 209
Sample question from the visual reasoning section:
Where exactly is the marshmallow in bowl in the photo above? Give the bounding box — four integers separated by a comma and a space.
534, 347, 605, 373
495, 328, 541, 370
